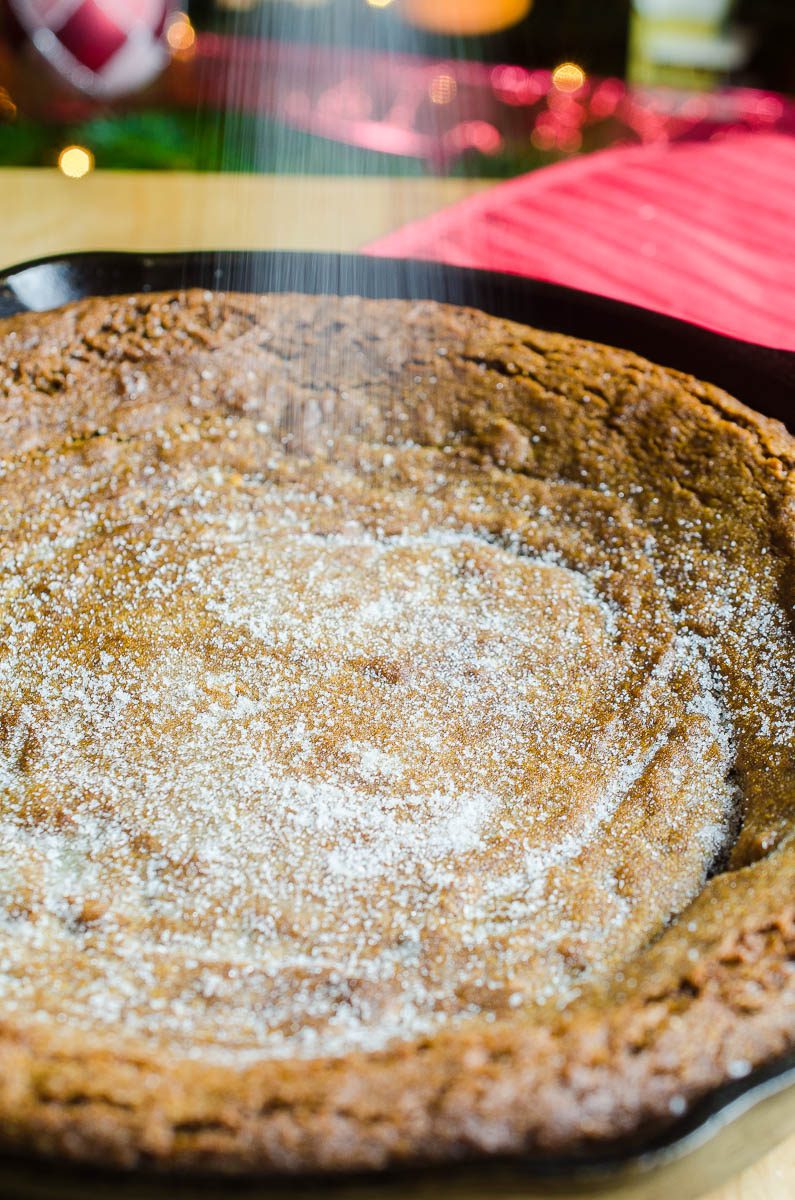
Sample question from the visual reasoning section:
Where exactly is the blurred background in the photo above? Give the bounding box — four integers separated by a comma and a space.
1, 0, 795, 178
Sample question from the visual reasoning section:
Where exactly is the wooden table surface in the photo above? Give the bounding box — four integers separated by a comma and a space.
2, 167, 793, 1200
1, 168, 491, 265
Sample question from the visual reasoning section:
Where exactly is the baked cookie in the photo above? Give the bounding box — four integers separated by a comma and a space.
0, 291, 792, 1173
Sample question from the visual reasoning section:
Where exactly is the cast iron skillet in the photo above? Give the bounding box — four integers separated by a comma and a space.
0, 251, 792, 1200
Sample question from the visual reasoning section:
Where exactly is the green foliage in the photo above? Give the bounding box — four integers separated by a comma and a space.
0, 120, 55, 167
0, 108, 612, 177
73, 112, 201, 170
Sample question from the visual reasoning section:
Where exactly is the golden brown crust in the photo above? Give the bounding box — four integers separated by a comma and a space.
0, 865, 792, 1173
0, 290, 792, 1174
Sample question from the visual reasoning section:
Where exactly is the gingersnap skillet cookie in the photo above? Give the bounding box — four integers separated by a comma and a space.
0, 289, 792, 1175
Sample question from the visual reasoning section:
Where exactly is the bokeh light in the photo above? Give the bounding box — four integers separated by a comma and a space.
491, 64, 545, 106
429, 74, 458, 105
458, 120, 502, 155
58, 146, 95, 179
552, 62, 586, 93
166, 13, 197, 53
531, 124, 556, 151
403, 0, 532, 36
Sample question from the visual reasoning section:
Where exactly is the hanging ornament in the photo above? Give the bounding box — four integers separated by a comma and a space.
6, 0, 178, 99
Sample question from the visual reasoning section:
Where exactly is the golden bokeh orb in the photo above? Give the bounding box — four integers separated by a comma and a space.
552, 62, 586, 93
402, 0, 532, 36
58, 146, 94, 179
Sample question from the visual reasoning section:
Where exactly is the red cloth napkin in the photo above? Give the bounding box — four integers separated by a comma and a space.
365, 132, 795, 350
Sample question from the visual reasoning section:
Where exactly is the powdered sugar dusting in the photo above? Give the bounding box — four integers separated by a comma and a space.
0, 436, 771, 1061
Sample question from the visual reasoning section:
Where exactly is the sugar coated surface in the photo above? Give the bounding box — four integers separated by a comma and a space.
0, 433, 775, 1061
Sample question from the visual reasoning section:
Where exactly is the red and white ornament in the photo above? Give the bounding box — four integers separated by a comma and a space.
7, 0, 177, 98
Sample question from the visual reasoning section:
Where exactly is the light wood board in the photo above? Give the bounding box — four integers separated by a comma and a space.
0, 169, 488, 264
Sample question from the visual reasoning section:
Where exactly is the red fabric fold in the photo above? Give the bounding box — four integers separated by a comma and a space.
365, 133, 795, 350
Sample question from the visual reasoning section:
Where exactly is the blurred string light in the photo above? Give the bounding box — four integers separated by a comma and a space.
166, 13, 197, 55
552, 62, 586, 93
491, 65, 546, 107
58, 146, 94, 178
366, 0, 395, 9
531, 123, 556, 151
32, 26, 778, 169
429, 73, 457, 105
